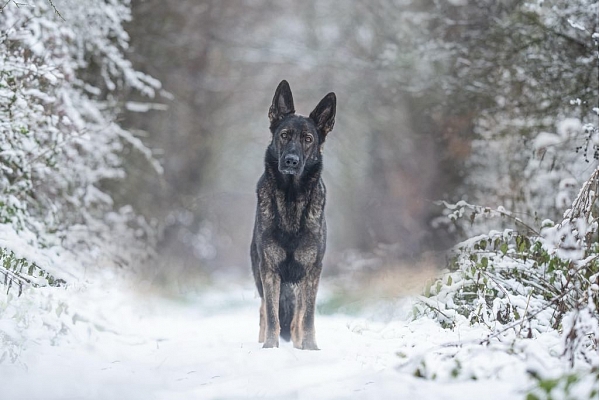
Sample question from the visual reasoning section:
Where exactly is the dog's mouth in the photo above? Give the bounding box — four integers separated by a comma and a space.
278, 166, 302, 175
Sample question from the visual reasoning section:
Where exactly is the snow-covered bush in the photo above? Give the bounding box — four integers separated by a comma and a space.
423, 168, 598, 360
415, 168, 598, 398
526, 370, 599, 400
379, 0, 598, 236
0, 0, 161, 361
0, 0, 160, 284
411, 1, 598, 374
460, 0, 599, 229
409, 0, 599, 389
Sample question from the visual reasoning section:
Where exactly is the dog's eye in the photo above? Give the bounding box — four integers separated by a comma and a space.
305, 135, 313, 143
281, 132, 288, 139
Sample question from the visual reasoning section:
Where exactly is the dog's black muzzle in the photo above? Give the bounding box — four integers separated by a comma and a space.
279, 153, 303, 175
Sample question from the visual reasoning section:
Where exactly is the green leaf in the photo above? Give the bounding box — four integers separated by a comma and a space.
494, 238, 500, 249
539, 378, 559, 393
481, 257, 488, 269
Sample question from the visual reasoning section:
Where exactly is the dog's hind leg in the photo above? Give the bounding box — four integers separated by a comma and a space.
279, 283, 295, 341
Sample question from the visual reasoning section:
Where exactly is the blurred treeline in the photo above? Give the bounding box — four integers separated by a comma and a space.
118, 0, 598, 277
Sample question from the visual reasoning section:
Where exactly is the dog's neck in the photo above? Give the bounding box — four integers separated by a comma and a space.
264, 151, 322, 200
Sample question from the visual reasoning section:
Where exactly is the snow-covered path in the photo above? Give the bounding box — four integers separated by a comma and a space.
0, 280, 553, 399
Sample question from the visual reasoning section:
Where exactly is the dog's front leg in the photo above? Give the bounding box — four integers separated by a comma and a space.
291, 284, 305, 349
261, 269, 281, 348
258, 298, 266, 343
300, 273, 321, 350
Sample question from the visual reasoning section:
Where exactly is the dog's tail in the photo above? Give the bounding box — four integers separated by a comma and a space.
279, 283, 295, 341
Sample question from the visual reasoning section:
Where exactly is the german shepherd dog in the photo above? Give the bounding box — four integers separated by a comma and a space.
251, 80, 336, 349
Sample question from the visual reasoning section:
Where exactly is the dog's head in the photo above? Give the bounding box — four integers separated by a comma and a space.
268, 80, 336, 176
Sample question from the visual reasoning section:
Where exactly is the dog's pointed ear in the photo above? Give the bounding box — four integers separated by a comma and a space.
269, 80, 295, 124
310, 92, 336, 137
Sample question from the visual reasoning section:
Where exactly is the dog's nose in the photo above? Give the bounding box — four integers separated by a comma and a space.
284, 154, 299, 167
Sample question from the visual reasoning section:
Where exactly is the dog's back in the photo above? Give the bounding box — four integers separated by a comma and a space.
251, 80, 336, 349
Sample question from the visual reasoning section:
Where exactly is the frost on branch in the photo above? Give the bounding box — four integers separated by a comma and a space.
420, 169, 598, 374
0, 0, 161, 290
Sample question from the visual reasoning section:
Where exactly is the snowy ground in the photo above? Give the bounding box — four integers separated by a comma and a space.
0, 273, 590, 400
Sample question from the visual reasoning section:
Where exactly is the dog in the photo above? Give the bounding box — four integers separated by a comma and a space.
250, 80, 336, 349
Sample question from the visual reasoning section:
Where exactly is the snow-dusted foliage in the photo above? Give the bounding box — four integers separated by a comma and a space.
0, 0, 160, 362
382, 0, 598, 231
417, 168, 598, 398
461, 0, 598, 226
402, 1, 600, 396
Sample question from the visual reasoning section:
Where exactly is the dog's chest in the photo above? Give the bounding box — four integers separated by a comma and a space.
275, 191, 308, 233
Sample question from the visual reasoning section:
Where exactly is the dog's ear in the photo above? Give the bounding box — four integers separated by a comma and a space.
269, 80, 295, 124
310, 92, 336, 137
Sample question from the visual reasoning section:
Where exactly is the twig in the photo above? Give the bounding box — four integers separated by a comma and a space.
47, 0, 65, 21
481, 290, 570, 344
519, 291, 533, 335
0, 0, 13, 12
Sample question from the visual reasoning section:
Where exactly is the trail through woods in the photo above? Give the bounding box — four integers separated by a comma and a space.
0, 279, 565, 400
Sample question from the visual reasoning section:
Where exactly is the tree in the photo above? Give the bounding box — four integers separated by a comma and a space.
366, 0, 599, 232
0, 0, 160, 291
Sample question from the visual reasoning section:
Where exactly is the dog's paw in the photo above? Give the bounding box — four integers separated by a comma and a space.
262, 338, 279, 348
301, 340, 320, 351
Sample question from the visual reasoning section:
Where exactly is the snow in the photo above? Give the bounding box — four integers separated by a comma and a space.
0, 274, 592, 400
567, 19, 586, 31
446, 0, 468, 6
532, 131, 561, 149
125, 101, 169, 112
0, 1, 597, 398
557, 118, 583, 138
